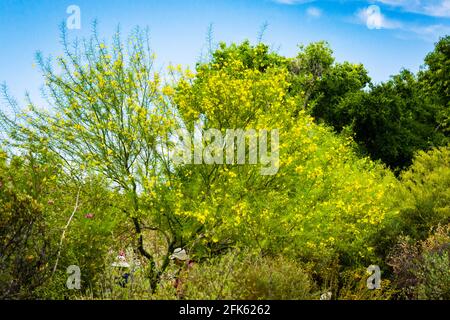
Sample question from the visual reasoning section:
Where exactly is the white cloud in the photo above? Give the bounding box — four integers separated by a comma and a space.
306, 7, 322, 18
354, 3, 448, 41
424, 0, 450, 17
366, 1, 450, 39
410, 23, 450, 39
357, 5, 402, 29
375, 0, 450, 18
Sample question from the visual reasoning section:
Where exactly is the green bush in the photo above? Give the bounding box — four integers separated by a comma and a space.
372, 145, 450, 263
0, 151, 126, 299
416, 251, 450, 300
336, 268, 397, 300
182, 250, 316, 300
398, 146, 450, 240
0, 166, 51, 299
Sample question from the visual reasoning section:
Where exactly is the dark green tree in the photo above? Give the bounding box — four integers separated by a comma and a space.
419, 35, 450, 133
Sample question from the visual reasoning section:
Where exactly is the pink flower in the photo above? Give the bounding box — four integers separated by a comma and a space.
85, 213, 94, 219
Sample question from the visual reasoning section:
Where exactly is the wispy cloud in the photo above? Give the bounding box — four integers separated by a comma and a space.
355, 3, 449, 41
374, 0, 450, 18
306, 6, 322, 18
410, 23, 450, 39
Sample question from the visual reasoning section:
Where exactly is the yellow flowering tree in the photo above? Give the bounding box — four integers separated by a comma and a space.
172, 42, 400, 265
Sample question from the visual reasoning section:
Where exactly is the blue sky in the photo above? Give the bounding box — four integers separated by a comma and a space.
0, 0, 449, 108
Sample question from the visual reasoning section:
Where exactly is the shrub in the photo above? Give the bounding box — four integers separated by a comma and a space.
388, 224, 450, 299
336, 268, 397, 300
372, 145, 450, 264
397, 146, 450, 240
0, 152, 126, 299
415, 251, 450, 300
182, 250, 316, 300
0, 170, 51, 299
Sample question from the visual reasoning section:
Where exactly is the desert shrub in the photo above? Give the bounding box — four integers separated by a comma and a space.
0, 191, 50, 299
371, 146, 450, 263
0, 160, 52, 299
388, 224, 450, 300
0, 151, 126, 299
398, 146, 450, 240
415, 251, 450, 300
181, 250, 316, 300
55, 177, 126, 298
415, 224, 450, 300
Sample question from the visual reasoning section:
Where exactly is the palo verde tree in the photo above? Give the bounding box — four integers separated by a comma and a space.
172, 41, 400, 267
1, 24, 187, 291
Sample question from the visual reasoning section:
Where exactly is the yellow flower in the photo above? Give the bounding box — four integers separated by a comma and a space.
295, 165, 304, 174
162, 85, 175, 96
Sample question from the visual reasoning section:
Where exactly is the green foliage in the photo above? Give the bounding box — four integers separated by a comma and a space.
0, 164, 51, 299
289, 41, 335, 111
322, 70, 446, 169
0, 150, 125, 299
310, 62, 370, 125
419, 35, 450, 132
398, 146, 450, 240
207, 40, 287, 73
416, 251, 450, 300
336, 267, 397, 300
289, 41, 371, 119
371, 145, 450, 264
55, 178, 125, 298
291, 39, 449, 170
173, 41, 400, 270
183, 251, 316, 300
